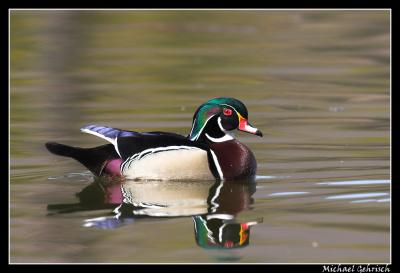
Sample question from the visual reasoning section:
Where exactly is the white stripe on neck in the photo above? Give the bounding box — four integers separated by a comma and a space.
204, 116, 235, 143
205, 133, 234, 143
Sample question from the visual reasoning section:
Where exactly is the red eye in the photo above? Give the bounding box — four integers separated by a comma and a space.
223, 108, 232, 116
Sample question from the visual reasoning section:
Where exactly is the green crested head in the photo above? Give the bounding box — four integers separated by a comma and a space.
189, 97, 262, 141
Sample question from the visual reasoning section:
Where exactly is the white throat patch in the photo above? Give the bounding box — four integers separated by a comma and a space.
205, 133, 234, 143
205, 116, 235, 142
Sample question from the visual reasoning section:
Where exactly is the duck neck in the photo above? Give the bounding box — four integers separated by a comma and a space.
205, 132, 235, 143
199, 116, 235, 143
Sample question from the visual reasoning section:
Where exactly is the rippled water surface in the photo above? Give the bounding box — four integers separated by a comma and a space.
10, 10, 390, 263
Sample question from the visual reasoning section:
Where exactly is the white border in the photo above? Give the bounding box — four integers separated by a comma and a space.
8, 8, 392, 265
389, 7, 392, 265
9, 8, 393, 10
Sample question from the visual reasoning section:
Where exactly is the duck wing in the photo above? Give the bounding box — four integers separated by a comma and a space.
80, 124, 207, 160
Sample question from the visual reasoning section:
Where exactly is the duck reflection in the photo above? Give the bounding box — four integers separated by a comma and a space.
192, 181, 260, 249
47, 178, 262, 249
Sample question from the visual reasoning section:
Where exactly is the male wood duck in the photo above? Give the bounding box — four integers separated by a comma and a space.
45, 97, 262, 181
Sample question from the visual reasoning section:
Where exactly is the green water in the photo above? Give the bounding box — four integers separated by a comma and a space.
10, 10, 390, 263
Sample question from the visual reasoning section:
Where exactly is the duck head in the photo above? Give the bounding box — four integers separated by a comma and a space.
189, 97, 263, 142
193, 216, 260, 249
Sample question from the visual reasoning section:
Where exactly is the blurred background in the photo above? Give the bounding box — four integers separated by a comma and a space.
10, 10, 390, 263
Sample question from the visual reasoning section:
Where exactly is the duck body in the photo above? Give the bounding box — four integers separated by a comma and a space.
113, 130, 218, 180
46, 97, 262, 181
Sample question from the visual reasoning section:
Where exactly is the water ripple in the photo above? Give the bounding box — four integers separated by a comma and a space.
326, 192, 389, 200
318, 179, 390, 186
351, 198, 391, 204
269, 191, 309, 197
255, 175, 276, 180
47, 171, 93, 181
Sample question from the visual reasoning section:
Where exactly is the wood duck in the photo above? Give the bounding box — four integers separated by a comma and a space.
45, 97, 262, 181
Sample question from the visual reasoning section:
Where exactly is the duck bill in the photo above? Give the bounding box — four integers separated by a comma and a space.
238, 117, 263, 137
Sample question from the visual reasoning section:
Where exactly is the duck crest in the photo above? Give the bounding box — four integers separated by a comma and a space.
189, 103, 221, 141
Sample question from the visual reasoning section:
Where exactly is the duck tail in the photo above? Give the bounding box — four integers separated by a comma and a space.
45, 142, 76, 157
45, 142, 120, 177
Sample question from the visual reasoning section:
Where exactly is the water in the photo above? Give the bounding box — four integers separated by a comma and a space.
10, 10, 390, 263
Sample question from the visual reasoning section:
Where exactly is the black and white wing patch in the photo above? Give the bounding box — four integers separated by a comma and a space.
80, 124, 138, 157
80, 124, 221, 180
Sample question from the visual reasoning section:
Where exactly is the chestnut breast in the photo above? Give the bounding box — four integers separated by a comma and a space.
210, 140, 257, 180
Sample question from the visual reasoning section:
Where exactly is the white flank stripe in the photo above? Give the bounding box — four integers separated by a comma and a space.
210, 150, 224, 180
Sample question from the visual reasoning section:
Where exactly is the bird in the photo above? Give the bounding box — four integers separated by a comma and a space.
45, 97, 262, 181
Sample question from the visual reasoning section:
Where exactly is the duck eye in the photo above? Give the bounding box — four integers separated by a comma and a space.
223, 108, 233, 116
